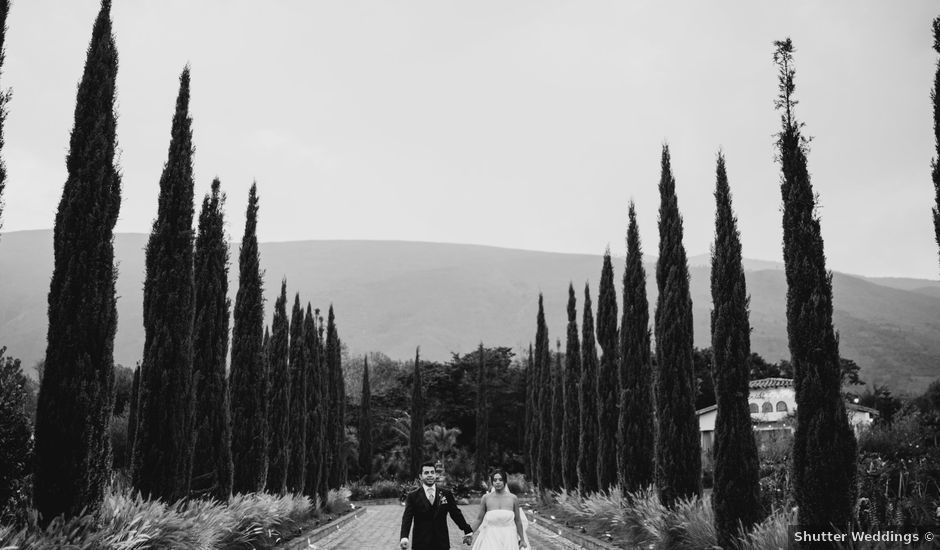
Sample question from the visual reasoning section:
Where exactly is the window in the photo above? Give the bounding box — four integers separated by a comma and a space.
749, 403, 758, 413
761, 402, 773, 413
776, 401, 788, 412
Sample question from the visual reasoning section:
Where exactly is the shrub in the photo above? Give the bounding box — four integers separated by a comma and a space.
326, 486, 352, 515
0, 487, 315, 550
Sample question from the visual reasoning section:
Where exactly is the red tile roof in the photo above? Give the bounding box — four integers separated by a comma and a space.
749, 377, 793, 389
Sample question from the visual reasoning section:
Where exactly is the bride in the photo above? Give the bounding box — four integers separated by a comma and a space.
470, 469, 529, 549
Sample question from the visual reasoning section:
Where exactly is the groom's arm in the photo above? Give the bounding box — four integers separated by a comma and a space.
400, 492, 415, 544
444, 491, 473, 534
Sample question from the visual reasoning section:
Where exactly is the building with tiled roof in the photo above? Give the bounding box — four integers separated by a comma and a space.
697, 377, 878, 456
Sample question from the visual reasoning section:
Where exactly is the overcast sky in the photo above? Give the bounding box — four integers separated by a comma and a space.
3, 1, 938, 279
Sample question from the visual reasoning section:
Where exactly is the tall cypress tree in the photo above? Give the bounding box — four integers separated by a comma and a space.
359, 355, 373, 481
577, 284, 600, 494
303, 304, 324, 500
619, 202, 654, 492
524, 343, 535, 482
596, 251, 619, 491
561, 284, 581, 490
474, 343, 489, 486
266, 280, 291, 495
191, 178, 233, 501
230, 183, 268, 494
654, 145, 701, 507
133, 67, 197, 502
710, 153, 762, 545
535, 294, 553, 489
0, 0, 9, 233
774, 39, 856, 528
33, 0, 121, 522
409, 346, 425, 478
287, 294, 307, 493
315, 311, 329, 501
933, 19, 940, 270
325, 306, 346, 488
550, 340, 564, 490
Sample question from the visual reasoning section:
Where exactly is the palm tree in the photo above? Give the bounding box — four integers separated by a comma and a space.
424, 425, 462, 469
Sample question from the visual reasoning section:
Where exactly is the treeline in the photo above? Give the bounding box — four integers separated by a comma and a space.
521, 38, 863, 546
0, 1, 349, 526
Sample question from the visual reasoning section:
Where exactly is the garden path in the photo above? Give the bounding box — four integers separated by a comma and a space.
314, 503, 580, 550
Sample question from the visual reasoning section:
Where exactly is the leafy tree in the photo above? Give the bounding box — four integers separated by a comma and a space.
287, 294, 307, 493
858, 384, 902, 426
840, 357, 864, 387
535, 294, 553, 489
112, 365, 134, 416
359, 355, 373, 481
409, 347, 425, 478
693, 348, 716, 410
266, 280, 291, 495
190, 178, 232, 501
474, 343, 489, 485
127, 364, 140, 462
578, 284, 600, 493
133, 67, 196, 502
596, 250, 620, 491
653, 144, 701, 507
933, 18, 940, 270
562, 284, 581, 490
230, 183, 268, 494
619, 202, 654, 492
0, 350, 32, 524
710, 152, 762, 546
774, 38, 856, 528
33, 0, 121, 523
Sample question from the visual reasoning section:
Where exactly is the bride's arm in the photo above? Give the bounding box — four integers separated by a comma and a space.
473, 493, 488, 531
512, 495, 527, 547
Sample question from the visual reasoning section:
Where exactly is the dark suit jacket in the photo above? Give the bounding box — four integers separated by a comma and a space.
400, 487, 472, 550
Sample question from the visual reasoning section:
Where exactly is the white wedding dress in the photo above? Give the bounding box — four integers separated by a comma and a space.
471, 500, 531, 550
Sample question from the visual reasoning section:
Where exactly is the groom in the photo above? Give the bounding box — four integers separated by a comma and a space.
400, 461, 473, 549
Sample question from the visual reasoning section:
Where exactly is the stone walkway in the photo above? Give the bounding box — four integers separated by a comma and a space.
314, 503, 580, 550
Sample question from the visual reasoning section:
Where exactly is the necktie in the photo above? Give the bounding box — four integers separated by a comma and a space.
427, 488, 435, 503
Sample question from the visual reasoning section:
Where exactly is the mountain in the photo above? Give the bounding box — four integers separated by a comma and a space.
1, 230, 938, 396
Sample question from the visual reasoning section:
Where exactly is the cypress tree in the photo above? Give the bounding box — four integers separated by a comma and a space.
474, 343, 489, 486
133, 67, 196, 502
619, 202, 654, 492
409, 346, 425, 478
535, 294, 553, 489
577, 284, 600, 494
774, 39, 856, 528
315, 310, 329, 501
190, 179, 233, 501
325, 306, 346, 488
359, 355, 373, 481
933, 18, 940, 270
561, 284, 581, 491
550, 340, 564, 490
654, 144, 701, 507
710, 153, 762, 545
127, 364, 140, 462
33, 0, 121, 522
287, 294, 307, 493
266, 280, 291, 495
524, 343, 535, 482
230, 183, 268, 494
303, 304, 324, 500
596, 250, 619, 491
0, 0, 9, 232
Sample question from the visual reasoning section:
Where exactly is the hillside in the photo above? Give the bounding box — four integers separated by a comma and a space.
1, 230, 938, 395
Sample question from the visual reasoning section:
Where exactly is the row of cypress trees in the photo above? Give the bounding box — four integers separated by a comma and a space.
523, 37, 858, 544
29, 1, 349, 523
